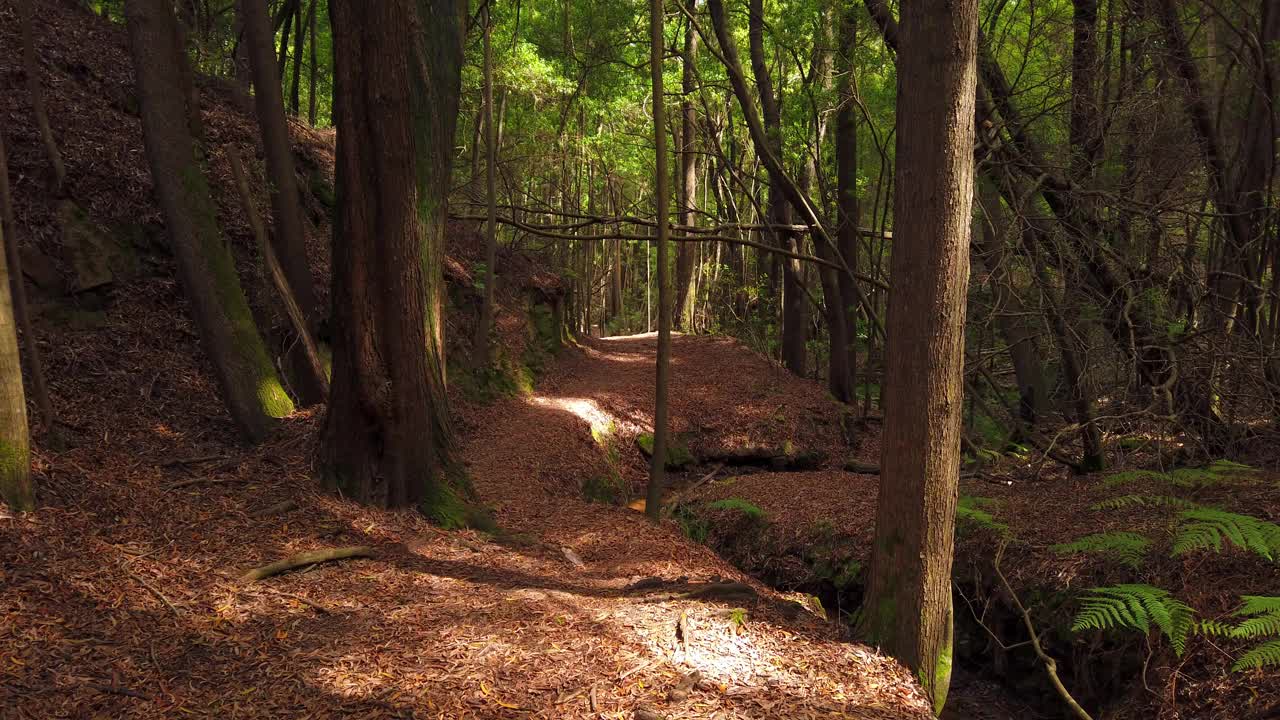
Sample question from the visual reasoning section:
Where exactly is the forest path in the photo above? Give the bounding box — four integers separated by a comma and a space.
2, 334, 929, 719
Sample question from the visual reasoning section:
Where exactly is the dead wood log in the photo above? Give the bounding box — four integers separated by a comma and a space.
843, 460, 880, 474
239, 545, 374, 583
701, 447, 825, 470
661, 462, 724, 514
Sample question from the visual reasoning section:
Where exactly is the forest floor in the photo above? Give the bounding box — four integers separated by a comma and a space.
1, 332, 935, 720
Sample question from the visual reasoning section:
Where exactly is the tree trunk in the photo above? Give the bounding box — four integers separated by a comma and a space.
124, 0, 294, 442
239, 0, 324, 405
974, 181, 1046, 424
18, 0, 65, 195
289, 0, 311, 116
645, 0, 672, 521
674, 19, 699, 332
320, 0, 465, 519
276, 0, 295, 82
0, 131, 56, 448
835, 3, 860, 404
858, 0, 977, 713
473, 4, 499, 368
0, 136, 33, 512
307, 0, 318, 125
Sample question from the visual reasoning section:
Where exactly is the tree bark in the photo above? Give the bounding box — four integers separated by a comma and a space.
0, 131, 56, 448
834, 3, 860, 404
125, 0, 294, 443
858, 0, 977, 713
645, 0, 672, 522
320, 0, 465, 517
675, 18, 699, 332
239, 0, 324, 404
289, 0, 311, 116
0, 136, 32, 512
474, 4, 499, 368
307, 0, 318, 125
276, 0, 296, 82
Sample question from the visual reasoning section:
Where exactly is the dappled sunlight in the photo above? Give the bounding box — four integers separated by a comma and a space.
526, 395, 616, 436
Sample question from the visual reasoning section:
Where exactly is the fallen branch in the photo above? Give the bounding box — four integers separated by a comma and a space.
158, 454, 225, 468
168, 477, 250, 490
843, 460, 880, 474
250, 585, 331, 614
702, 447, 825, 471
993, 545, 1094, 720
127, 571, 181, 616
662, 463, 724, 514
239, 546, 375, 583
86, 683, 153, 701
249, 499, 299, 519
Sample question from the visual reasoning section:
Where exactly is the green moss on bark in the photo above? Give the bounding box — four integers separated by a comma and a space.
0, 439, 32, 511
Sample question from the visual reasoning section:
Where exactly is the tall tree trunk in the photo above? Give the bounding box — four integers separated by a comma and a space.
645, 0, 672, 521
473, 4, 499, 367
307, 0, 318, 125
747, 0, 805, 373
974, 181, 1047, 424
0, 132, 57, 448
835, 3, 861, 405
239, 0, 325, 405
321, 0, 465, 518
18, 0, 65, 195
858, 0, 977, 713
124, 0, 294, 442
289, 0, 311, 116
276, 0, 296, 82
0, 136, 33, 512
674, 18, 699, 332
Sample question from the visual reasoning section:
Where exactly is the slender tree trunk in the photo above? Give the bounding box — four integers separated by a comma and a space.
835, 3, 861, 404
974, 181, 1046, 424
0, 133, 56, 448
289, 0, 311, 116
674, 18, 699, 332
125, 0, 294, 442
239, 0, 324, 404
473, 5, 500, 367
18, 0, 65, 195
747, 0, 805, 373
321, 0, 465, 518
307, 0, 318, 125
645, 0, 672, 521
858, 0, 977, 713
276, 0, 295, 82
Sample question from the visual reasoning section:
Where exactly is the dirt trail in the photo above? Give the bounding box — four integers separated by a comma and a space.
2, 333, 929, 719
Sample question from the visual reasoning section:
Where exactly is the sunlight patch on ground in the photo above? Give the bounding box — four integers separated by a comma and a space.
527, 395, 616, 436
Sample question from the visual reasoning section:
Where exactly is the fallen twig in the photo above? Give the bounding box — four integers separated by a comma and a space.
157, 454, 225, 468
240, 546, 375, 583
662, 463, 724, 514
252, 585, 332, 614
86, 683, 153, 701
168, 477, 250, 490
127, 571, 180, 616
993, 545, 1094, 720
249, 499, 299, 519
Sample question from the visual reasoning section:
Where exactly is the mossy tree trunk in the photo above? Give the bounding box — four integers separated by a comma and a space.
124, 0, 294, 443
0, 139, 32, 512
239, 0, 325, 405
320, 0, 465, 520
858, 0, 977, 713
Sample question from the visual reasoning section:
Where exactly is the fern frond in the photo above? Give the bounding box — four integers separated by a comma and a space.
1236, 596, 1280, 615
1231, 613, 1280, 640
1052, 531, 1151, 568
1172, 508, 1280, 561
1198, 619, 1234, 637
1091, 494, 1198, 511
956, 496, 1009, 535
1102, 470, 1168, 488
1071, 584, 1195, 655
1231, 640, 1280, 672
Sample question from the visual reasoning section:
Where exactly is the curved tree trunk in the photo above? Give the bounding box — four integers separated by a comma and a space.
858, 0, 978, 713
321, 0, 465, 519
125, 0, 294, 443
239, 0, 324, 404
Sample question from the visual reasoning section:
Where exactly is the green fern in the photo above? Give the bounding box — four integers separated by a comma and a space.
1103, 460, 1256, 490
956, 496, 1009, 535
1091, 494, 1199, 511
1071, 584, 1196, 655
1228, 597, 1280, 672
1102, 470, 1168, 488
1171, 508, 1280, 561
1052, 531, 1151, 568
